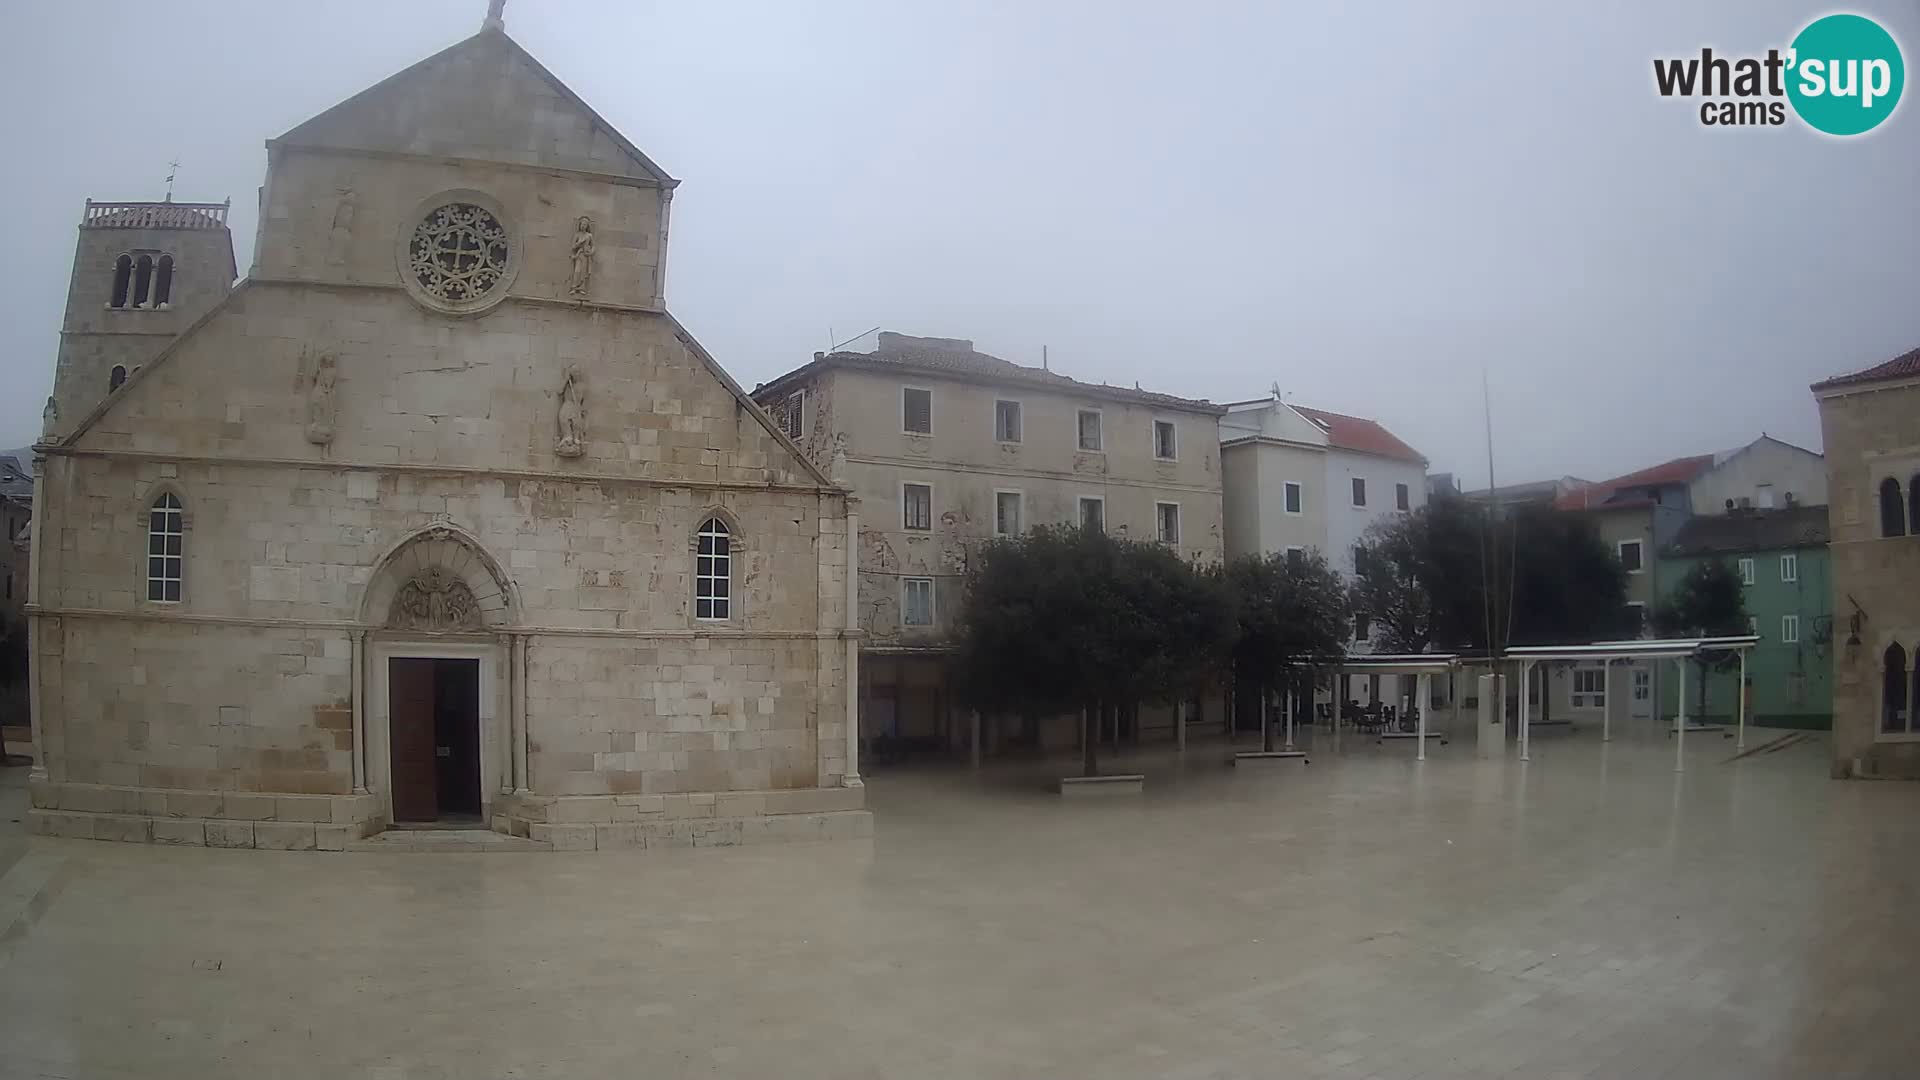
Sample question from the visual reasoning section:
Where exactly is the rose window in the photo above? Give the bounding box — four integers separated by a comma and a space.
407, 203, 511, 303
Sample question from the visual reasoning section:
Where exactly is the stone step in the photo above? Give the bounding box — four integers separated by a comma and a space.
347, 828, 552, 853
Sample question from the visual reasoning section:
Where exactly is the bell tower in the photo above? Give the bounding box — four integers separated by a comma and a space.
45, 197, 237, 440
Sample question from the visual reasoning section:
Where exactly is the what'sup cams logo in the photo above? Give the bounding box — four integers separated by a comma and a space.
1654, 13, 1904, 135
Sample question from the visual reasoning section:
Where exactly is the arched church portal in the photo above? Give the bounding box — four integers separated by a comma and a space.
358, 526, 520, 827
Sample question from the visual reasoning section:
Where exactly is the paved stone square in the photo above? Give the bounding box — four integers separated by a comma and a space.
0, 722, 1916, 1079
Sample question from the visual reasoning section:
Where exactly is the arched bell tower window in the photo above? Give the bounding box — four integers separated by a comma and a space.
131, 254, 154, 309
1879, 477, 1907, 538
153, 254, 174, 308
109, 254, 133, 308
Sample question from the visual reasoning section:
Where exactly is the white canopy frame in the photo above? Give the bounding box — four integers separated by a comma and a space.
1504, 636, 1760, 771
1330, 654, 1461, 761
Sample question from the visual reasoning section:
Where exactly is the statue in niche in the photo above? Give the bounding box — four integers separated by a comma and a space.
328, 188, 356, 265
555, 365, 587, 457
305, 353, 338, 446
388, 567, 482, 633
829, 432, 849, 483
568, 216, 595, 298
40, 396, 57, 437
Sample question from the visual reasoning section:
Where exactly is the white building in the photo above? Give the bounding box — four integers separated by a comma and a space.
1219, 395, 1429, 578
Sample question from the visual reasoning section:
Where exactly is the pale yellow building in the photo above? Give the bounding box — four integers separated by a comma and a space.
27, 16, 867, 849
754, 333, 1226, 756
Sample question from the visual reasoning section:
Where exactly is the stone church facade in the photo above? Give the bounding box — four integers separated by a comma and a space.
27, 20, 867, 849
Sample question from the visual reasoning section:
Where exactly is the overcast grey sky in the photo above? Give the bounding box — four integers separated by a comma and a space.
3, 1, 1915, 482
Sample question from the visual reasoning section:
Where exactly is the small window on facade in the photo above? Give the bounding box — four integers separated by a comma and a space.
1156, 502, 1181, 545
1353, 612, 1371, 641
1879, 477, 1906, 538
1353, 545, 1371, 577
1395, 483, 1410, 511
1780, 553, 1798, 583
694, 517, 731, 620
1283, 481, 1302, 514
1351, 477, 1366, 507
902, 483, 932, 531
780, 390, 804, 440
109, 365, 128, 391
902, 577, 934, 627
110, 254, 133, 308
995, 400, 1022, 443
1079, 496, 1104, 532
1738, 557, 1755, 585
994, 491, 1023, 536
1572, 668, 1606, 709
1285, 547, 1304, 569
153, 254, 174, 308
1781, 614, 1800, 643
132, 254, 154, 309
1077, 409, 1102, 452
1618, 541, 1643, 574
1756, 483, 1774, 509
1153, 419, 1177, 461
146, 492, 184, 602
902, 387, 932, 435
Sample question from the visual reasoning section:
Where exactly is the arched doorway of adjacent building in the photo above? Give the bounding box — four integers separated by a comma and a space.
358, 524, 518, 826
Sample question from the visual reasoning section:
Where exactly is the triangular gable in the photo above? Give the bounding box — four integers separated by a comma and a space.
273, 28, 676, 186
50, 282, 839, 492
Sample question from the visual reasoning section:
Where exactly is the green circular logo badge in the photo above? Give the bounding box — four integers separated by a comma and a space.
1787, 14, 1905, 135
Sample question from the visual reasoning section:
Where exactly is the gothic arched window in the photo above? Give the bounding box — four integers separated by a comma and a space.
146, 492, 183, 602
1886, 642, 1911, 735
1880, 477, 1906, 538
694, 517, 731, 621
110, 254, 133, 309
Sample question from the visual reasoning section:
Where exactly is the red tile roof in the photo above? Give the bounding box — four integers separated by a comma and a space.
1812, 345, 1920, 391
1552, 454, 1716, 511
1289, 405, 1426, 464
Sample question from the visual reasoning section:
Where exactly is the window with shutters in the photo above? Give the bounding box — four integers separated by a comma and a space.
779, 390, 805, 439
1351, 477, 1366, 507
902, 578, 935, 627
902, 483, 932, 531
1780, 553, 1798, 583
1153, 419, 1177, 461
995, 400, 1022, 443
1077, 409, 1102, 452
1156, 502, 1181, 545
1079, 496, 1104, 532
902, 387, 932, 435
994, 490, 1023, 536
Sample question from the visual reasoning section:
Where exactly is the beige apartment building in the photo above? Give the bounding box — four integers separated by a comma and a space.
754, 332, 1226, 757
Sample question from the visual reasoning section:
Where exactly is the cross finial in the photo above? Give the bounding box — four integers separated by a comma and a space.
164, 159, 180, 201
483, 0, 505, 30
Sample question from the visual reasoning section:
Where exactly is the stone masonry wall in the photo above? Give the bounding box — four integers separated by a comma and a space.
1817, 380, 1920, 777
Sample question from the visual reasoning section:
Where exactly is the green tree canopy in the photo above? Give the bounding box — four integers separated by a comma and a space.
1226, 550, 1347, 750
951, 525, 1232, 774
1653, 558, 1750, 717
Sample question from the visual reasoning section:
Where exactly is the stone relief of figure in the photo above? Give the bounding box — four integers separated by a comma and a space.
568, 216, 595, 299
327, 189, 356, 266
305, 353, 338, 446
40, 395, 57, 437
388, 567, 482, 633
554, 365, 587, 457
829, 432, 850, 483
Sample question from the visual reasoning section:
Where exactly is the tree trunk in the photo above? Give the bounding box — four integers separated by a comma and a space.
1261, 686, 1274, 751
1696, 660, 1709, 723
1082, 703, 1098, 777
1541, 666, 1552, 724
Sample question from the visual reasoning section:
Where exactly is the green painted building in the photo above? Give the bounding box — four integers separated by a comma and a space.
1656, 505, 1832, 728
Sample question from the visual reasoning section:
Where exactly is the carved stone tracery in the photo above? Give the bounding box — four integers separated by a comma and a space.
387, 567, 482, 633
408, 202, 510, 304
